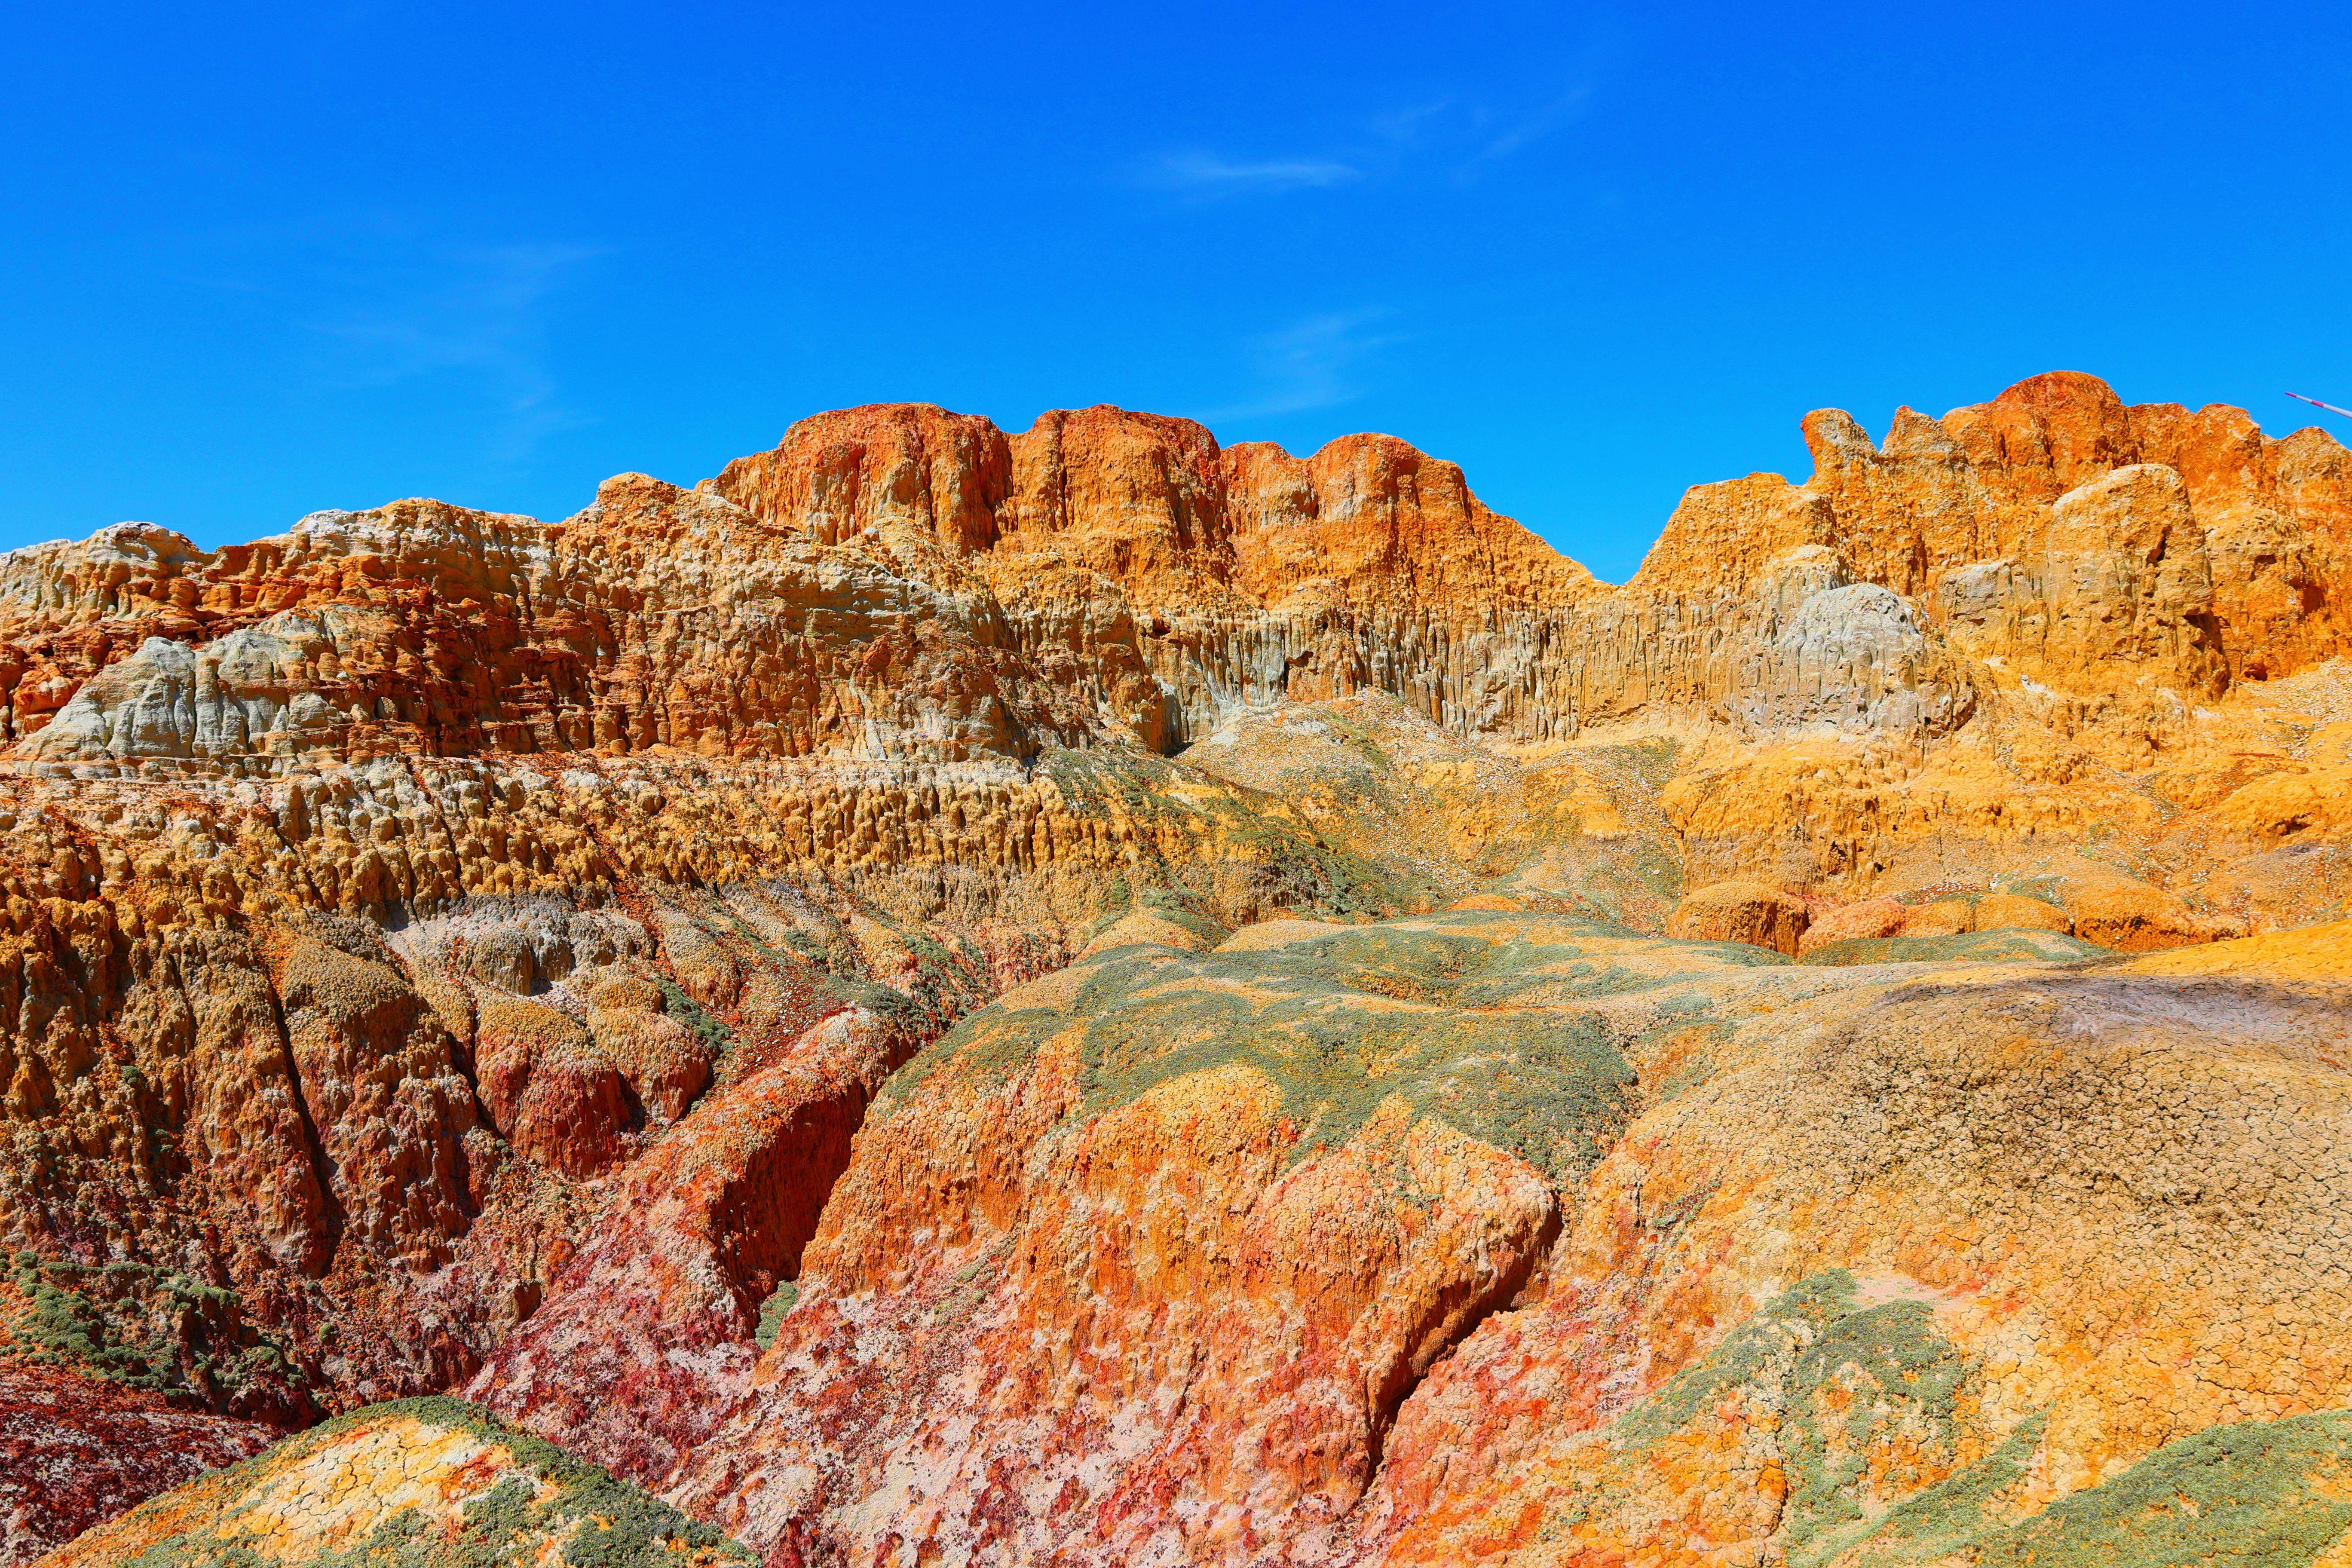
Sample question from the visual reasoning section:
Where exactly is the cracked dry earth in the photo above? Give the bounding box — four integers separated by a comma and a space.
9, 371, 2352, 1564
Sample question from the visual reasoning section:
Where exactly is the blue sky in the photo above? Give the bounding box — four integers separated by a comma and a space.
5, 2, 2349, 582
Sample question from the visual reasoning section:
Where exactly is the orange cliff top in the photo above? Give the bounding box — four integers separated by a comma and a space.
1631, 369, 2352, 601
700, 400, 1602, 617
4, 372, 2345, 681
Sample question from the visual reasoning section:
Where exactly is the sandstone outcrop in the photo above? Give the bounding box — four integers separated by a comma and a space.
3, 372, 2351, 1562
1638, 371, 2351, 695
665, 913, 1660, 1559
1348, 916, 2352, 1565
1972, 889, 2075, 933
1666, 880, 1810, 953
1800, 889, 2079, 956
2061, 870, 2250, 951
1799, 894, 1910, 951
40, 1396, 746, 1566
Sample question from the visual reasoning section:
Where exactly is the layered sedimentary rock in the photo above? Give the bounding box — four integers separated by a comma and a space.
666, 914, 1632, 1560
4, 372, 2352, 1563
9, 375, 2344, 787
40, 1396, 745, 1566
1638, 371, 2351, 689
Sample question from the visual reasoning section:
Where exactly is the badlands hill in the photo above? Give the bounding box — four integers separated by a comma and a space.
3, 370, 2351, 1564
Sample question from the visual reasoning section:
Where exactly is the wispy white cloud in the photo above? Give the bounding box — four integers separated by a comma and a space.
1368, 99, 1455, 144
1204, 310, 1403, 421
1138, 67, 1601, 205
1145, 151, 1363, 196
1464, 83, 1594, 168
300, 238, 605, 462
182, 214, 606, 469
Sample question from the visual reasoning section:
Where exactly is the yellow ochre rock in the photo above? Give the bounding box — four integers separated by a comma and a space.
1668, 881, 1810, 954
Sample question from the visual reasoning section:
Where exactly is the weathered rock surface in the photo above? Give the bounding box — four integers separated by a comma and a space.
666, 913, 1657, 1560
39, 1396, 746, 1566
1350, 919, 2352, 1566
1799, 894, 1911, 951
1639, 371, 2351, 695
5, 372, 2352, 1562
647, 909, 2352, 1565
0, 1364, 273, 1565
1667, 880, 1810, 954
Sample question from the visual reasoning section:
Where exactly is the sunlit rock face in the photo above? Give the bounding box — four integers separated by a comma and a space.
665, 912, 2352, 1567
4, 372, 2352, 1565
37, 1397, 749, 1567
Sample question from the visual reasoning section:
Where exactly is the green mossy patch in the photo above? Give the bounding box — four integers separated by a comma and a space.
1606, 1271, 1979, 1564
113, 1395, 750, 1567
754, 1282, 799, 1349
882, 913, 1651, 1187
649, 972, 732, 1054
6, 1252, 305, 1412
1588, 1270, 2352, 1568
1802, 929, 2104, 968
1964, 1412, 2352, 1566
1079, 875, 1233, 949
1832, 1410, 2352, 1567
1227, 820, 1417, 919
834, 919, 995, 1040
1572, 839, 1686, 925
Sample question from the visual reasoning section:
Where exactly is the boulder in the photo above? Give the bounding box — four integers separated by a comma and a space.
1798, 897, 1908, 953
2064, 875, 2244, 952
1973, 892, 2073, 934
1668, 882, 1810, 955
1899, 899, 1976, 939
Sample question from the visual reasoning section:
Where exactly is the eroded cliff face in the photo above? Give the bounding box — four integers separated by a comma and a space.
1640, 371, 2351, 699
7, 372, 2352, 1565
10, 374, 2343, 778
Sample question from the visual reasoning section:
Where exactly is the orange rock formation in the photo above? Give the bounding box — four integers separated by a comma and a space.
4, 372, 2352, 1565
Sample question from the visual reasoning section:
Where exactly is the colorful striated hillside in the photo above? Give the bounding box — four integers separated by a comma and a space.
5, 372, 2352, 1564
